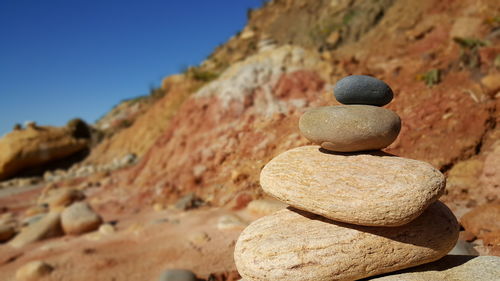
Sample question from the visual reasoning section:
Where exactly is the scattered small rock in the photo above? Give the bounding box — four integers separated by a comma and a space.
175, 193, 204, 211
98, 223, 115, 235
235, 203, 458, 281
481, 73, 500, 96
158, 269, 198, 281
21, 214, 46, 227
39, 188, 85, 210
188, 231, 211, 247
153, 203, 165, 212
9, 212, 62, 248
0, 224, 15, 242
15, 260, 54, 281
217, 214, 247, 230
61, 202, 102, 235
246, 199, 287, 216
24, 204, 48, 217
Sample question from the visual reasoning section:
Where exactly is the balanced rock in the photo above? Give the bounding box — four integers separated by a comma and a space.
299, 106, 400, 152
261, 146, 445, 226
61, 202, 102, 235
333, 75, 393, 106
234, 202, 459, 281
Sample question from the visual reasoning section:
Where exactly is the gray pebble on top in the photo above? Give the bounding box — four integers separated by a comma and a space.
334, 75, 393, 106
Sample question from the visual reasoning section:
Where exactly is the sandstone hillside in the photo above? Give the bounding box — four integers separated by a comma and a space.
87, 0, 499, 213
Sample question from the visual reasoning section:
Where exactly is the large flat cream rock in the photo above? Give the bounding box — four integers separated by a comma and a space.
261, 146, 445, 226
234, 202, 459, 281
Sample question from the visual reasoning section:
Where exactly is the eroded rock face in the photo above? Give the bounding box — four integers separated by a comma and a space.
0, 124, 89, 180
260, 145, 445, 226
123, 46, 328, 204
234, 202, 459, 281
299, 106, 401, 152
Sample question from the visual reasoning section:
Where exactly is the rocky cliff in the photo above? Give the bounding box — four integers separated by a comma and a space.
84, 0, 499, 213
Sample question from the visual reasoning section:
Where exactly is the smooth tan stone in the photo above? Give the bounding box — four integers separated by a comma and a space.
246, 199, 287, 217
39, 188, 85, 210
9, 212, 62, 248
299, 105, 401, 152
61, 202, 102, 235
217, 214, 248, 230
16, 260, 53, 281
234, 202, 459, 281
261, 146, 445, 226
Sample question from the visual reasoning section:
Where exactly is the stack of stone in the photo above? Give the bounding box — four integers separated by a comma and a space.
234, 75, 459, 281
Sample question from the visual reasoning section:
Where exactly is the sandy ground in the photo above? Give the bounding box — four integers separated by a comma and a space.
0, 185, 248, 281
0, 184, 43, 199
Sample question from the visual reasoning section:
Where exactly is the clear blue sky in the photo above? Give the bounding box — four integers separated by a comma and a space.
0, 0, 264, 136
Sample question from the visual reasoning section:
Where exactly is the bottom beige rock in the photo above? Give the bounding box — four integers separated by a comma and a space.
234, 202, 458, 281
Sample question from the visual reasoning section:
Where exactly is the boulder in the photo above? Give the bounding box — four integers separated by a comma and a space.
235, 202, 459, 281
260, 146, 445, 226
0, 124, 89, 180
61, 202, 102, 235
9, 212, 62, 248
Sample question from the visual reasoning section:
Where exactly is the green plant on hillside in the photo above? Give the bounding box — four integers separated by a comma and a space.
184, 66, 219, 82
118, 119, 133, 129
125, 95, 148, 105
149, 86, 166, 100
417, 69, 441, 87
342, 10, 357, 25
485, 15, 500, 27
453, 37, 487, 49
453, 37, 489, 68
494, 54, 500, 69
308, 9, 357, 47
